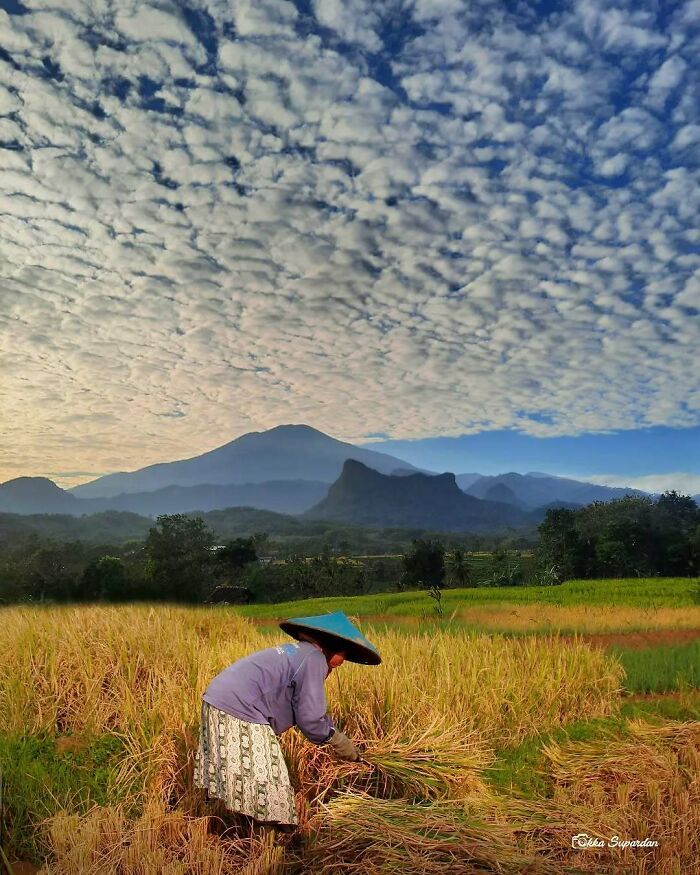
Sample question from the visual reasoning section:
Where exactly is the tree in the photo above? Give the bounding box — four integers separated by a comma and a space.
653, 492, 700, 575
215, 537, 258, 574
690, 525, 700, 578
24, 541, 88, 601
401, 539, 446, 590
447, 548, 472, 587
79, 556, 128, 601
487, 549, 525, 586
654, 491, 699, 534
535, 494, 700, 581
251, 531, 271, 556
537, 509, 586, 581
145, 515, 215, 601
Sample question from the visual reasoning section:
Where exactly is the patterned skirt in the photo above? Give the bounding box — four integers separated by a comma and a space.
193, 700, 298, 825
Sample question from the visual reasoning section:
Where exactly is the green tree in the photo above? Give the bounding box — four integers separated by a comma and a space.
401, 539, 446, 591
447, 548, 472, 587
215, 537, 258, 574
653, 492, 700, 575
145, 515, 215, 601
536, 509, 586, 581
251, 531, 271, 556
690, 525, 700, 578
79, 556, 128, 601
487, 549, 525, 586
536, 494, 700, 581
24, 541, 88, 601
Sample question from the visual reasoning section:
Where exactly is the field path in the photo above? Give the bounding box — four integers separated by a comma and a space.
574, 628, 700, 649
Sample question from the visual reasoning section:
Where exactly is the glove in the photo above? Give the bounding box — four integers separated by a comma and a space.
327, 729, 360, 762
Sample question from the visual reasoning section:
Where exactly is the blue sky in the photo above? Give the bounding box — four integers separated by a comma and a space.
363, 425, 700, 493
0, 0, 699, 490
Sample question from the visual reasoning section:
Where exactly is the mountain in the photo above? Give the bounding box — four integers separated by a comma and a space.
70, 425, 420, 498
464, 472, 646, 509
0, 510, 153, 543
0, 477, 81, 515
391, 467, 436, 477
0, 474, 328, 517
304, 460, 531, 531
455, 473, 483, 491
0, 506, 304, 544
85, 480, 329, 516
482, 482, 527, 508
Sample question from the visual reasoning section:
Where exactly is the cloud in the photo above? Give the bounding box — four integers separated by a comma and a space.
0, 0, 699, 482
586, 473, 700, 496
312, 0, 383, 52
115, 7, 199, 46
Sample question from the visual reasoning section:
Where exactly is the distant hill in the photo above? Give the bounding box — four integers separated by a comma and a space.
0, 506, 306, 545
304, 460, 531, 531
0, 477, 81, 515
455, 473, 482, 491
84, 480, 329, 516
0, 510, 153, 544
482, 482, 527, 508
464, 472, 646, 509
0, 474, 329, 517
70, 425, 420, 498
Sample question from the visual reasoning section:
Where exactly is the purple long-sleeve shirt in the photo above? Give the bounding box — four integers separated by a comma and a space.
202, 641, 335, 744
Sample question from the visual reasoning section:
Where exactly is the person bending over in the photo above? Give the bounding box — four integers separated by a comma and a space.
194, 610, 381, 827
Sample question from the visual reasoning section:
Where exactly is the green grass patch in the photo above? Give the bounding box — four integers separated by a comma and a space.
484, 715, 632, 799
235, 577, 699, 620
0, 732, 127, 864
484, 690, 700, 800
613, 640, 700, 693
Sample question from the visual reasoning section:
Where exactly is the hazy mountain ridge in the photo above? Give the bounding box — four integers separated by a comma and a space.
304, 459, 533, 531
0, 477, 82, 514
70, 425, 420, 498
464, 471, 648, 509
0, 425, 670, 521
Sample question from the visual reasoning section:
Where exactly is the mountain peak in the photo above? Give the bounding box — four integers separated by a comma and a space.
267, 423, 320, 433
341, 458, 456, 485
305, 460, 526, 531
1, 476, 66, 493
70, 426, 421, 499
0, 476, 78, 514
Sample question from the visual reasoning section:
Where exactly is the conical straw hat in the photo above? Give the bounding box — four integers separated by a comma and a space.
279, 611, 381, 665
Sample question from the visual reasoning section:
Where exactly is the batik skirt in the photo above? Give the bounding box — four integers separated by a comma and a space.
193, 700, 298, 825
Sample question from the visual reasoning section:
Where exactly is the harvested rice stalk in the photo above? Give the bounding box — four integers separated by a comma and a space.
283, 721, 492, 804
627, 717, 700, 748
305, 791, 558, 875
526, 720, 700, 875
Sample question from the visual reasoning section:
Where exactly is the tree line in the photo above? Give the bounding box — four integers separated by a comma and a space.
0, 492, 697, 605
537, 492, 700, 580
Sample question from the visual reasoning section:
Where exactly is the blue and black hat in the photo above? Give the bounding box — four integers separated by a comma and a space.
279, 611, 381, 665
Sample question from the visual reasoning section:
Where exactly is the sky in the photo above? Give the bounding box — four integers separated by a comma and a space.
362, 425, 700, 494
1, 0, 699, 491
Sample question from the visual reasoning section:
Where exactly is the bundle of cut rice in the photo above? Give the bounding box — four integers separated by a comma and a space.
304, 791, 559, 875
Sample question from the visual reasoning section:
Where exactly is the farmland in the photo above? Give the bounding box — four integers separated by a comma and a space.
1, 578, 699, 873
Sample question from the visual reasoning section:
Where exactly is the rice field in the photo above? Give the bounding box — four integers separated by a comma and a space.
238, 576, 700, 619
1, 581, 699, 874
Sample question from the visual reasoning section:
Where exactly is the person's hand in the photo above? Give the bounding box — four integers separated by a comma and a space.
327, 728, 360, 761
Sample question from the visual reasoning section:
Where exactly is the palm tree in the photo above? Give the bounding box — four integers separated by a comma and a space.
447, 549, 472, 588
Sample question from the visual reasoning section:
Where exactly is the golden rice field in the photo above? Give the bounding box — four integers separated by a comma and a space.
451, 603, 700, 635
0, 602, 698, 874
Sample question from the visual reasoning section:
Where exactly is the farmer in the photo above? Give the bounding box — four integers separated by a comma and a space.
194, 611, 381, 827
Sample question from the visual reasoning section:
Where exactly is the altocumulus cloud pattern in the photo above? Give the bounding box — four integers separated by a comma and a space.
1, 0, 699, 481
